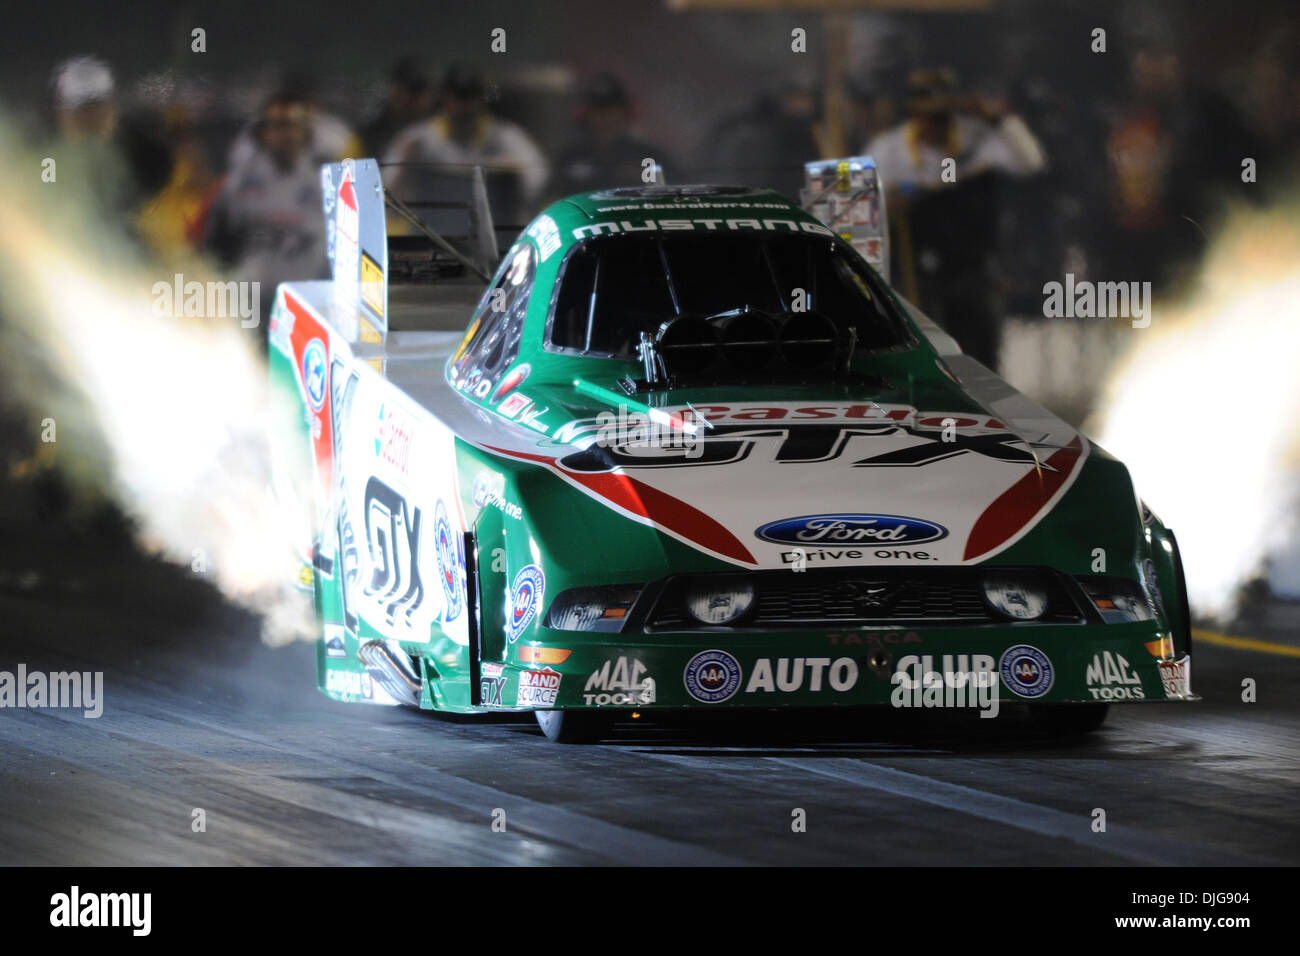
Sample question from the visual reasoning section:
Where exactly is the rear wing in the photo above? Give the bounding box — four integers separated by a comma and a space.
800, 156, 889, 282
321, 159, 389, 344
318, 158, 499, 346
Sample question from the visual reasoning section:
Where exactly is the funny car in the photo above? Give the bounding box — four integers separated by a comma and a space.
267, 158, 1194, 743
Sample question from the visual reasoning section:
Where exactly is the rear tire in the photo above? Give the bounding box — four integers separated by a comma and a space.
534, 709, 616, 744
1028, 703, 1109, 736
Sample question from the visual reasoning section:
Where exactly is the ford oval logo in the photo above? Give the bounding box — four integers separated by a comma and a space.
756, 514, 948, 546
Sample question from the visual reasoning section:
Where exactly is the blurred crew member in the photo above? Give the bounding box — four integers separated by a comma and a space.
204, 93, 330, 321
47, 55, 173, 238
47, 55, 128, 215
384, 65, 549, 220
866, 69, 1045, 370
704, 82, 821, 200
1094, 41, 1253, 290
51, 54, 118, 143
362, 56, 435, 158
136, 105, 217, 261
845, 81, 897, 161
227, 72, 360, 170
548, 74, 674, 197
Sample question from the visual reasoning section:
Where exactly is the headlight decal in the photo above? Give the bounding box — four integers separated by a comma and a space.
544, 584, 642, 632
684, 578, 756, 625
982, 575, 1049, 620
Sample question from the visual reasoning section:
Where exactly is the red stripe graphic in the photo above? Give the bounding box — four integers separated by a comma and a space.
486, 446, 756, 565
281, 290, 334, 495
963, 436, 1084, 561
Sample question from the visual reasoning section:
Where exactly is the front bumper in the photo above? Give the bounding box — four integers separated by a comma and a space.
488, 621, 1195, 711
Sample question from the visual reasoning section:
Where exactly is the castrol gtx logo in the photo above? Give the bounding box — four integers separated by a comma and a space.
756, 514, 947, 546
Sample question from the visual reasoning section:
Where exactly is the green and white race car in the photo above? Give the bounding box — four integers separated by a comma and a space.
268, 159, 1194, 743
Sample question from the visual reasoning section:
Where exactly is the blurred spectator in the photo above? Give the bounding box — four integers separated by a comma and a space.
227, 71, 360, 170
992, 70, 1110, 316
361, 56, 436, 158
548, 73, 676, 198
52, 55, 118, 143
866, 69, 1045, 369
867, 69, 1045, 193
384, 64, 549, 223
845, 80, 896, 157
203, 91, 330, 321
1238, 38, 1300, 184
1093, 40, 1254, 289
46, 55, 131, 219
703, 82, 821, 199
46, 55, 175, 246
135, 105, 217, 262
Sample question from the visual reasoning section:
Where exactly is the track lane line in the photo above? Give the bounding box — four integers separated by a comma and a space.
1193, 628, 1300, 658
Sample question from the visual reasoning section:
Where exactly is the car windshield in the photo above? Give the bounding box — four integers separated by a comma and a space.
547, 232, 911, 358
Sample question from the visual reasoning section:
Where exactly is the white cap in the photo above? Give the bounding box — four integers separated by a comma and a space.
52, 55, 115, 109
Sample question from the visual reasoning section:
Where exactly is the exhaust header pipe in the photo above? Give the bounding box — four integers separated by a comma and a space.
357, 639, 422, 707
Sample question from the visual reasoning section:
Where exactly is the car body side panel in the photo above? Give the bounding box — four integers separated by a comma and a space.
270, 283, 476, 706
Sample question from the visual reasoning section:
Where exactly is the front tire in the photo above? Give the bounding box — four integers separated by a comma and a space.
534, 709, 616, 744
1028, 703, 1109, 735
1169, 530, 1193, 659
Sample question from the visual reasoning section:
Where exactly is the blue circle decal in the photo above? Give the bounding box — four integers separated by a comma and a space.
684, 650, 742, 703
506, 565, 545, 643
434, 501, 463, 622
303, 339, 327, 411
1000, 644, 1054, 698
